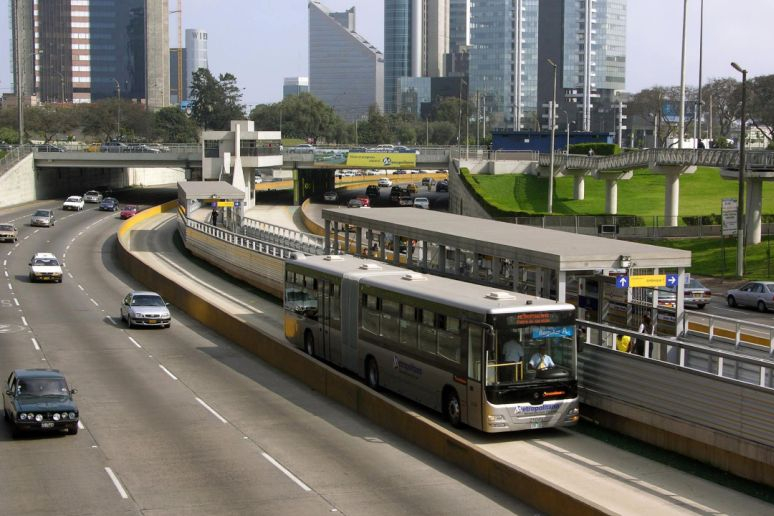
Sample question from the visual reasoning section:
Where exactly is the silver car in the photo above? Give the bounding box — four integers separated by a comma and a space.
0, 223, 18, 242
726, 281, 774, 312
662, 278, 712, 309
120, 291, 172, 328
30, 209, 56, 227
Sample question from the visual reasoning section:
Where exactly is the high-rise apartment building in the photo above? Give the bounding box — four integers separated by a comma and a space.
169, 48, 187, 104
185, 29, 208, 98
470, 0, 626, 132
384, 0, 452, 113
448, 0, 469, 51
12, 0, 169, 109
283, 77, 310, 98
309, 1, 384, 122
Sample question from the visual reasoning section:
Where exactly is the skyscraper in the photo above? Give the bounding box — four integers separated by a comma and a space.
283, 77, 310, 98
449, 0, 470, 51
185, 29, 209, 99
309, 1, 384, 121
12, 0, 169, 108
384, 0, 414, 114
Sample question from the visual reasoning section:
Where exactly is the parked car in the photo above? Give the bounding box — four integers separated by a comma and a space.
323, 191, 339, 202
37, 144, 65, 152
62, 195, 85, 211
378, 177, 392, 187
99, 197, 120, 211
30, 209, 56, 227
726, 281, 774, 312
100, 141, 130, 152
289, 143, 316, 153
83, 190, 103, 203
120, 291, 172, 328
120, 205, 140, 219
0, 223, 18, 243
28, 252, 63, 283
3, 368, 79, 437
413, 197, 430, 209
436, 179, 449, 192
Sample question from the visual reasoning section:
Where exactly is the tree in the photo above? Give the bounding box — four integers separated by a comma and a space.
189, 69, 245, 130
79, 99, 152, 141
153, 107, 199, 143
703, 77, 738, 139
258, 93, 345, 143
25, 105, 80, 142
356, 106, 390, 144
747, 74, 774, 144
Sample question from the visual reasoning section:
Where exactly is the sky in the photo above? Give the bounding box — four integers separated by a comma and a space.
1, 0, 773, 107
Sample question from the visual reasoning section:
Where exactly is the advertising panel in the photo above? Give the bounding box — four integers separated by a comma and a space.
346, 152, 416, 169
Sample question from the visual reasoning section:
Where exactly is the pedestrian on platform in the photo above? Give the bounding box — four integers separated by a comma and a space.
211, 208, 218, 226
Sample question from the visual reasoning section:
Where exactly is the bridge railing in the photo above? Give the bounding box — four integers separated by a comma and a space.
0, 145, 35, 176
538, 148, 774, 171
241, 216, 324, 256
683, 311, 774, 354
185, 216, 300, 259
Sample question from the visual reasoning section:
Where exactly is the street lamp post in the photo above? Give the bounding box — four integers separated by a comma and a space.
547, 59, 558, 214
561, 110, 572, 156
678, 0, 688, 149
731, 62, 747, 277
113, 78, 121, 138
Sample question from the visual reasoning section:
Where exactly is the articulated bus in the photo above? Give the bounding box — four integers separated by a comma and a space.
284, 254, 579, 432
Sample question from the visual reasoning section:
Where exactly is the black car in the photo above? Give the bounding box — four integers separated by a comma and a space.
99, 197, 119, 211
3, 369, 79, 437
365, 184, 380, 199
37, 144, 65, 152
436, 180, 449, 192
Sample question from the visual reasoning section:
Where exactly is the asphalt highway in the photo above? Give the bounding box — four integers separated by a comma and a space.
0, 193, 530, 515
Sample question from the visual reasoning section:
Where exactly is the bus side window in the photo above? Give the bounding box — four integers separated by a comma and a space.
381, 299, 400, 340
438, 315, 461, 363
399, 304, 418, 349
419, 309, 437, 355
362, 294, 379, 334
468, 325, 483, 382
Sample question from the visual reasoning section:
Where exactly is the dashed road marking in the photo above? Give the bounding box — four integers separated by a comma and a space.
159, 364, 178, 380
195, 397, 228, 423
90, 298, 99, 307
262, 452, 311, 492
104, 467, 128, 499
128, 337, 141, 348
31, 337, 40, 350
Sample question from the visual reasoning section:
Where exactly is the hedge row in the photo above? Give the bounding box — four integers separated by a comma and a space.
568, 142, 620, 156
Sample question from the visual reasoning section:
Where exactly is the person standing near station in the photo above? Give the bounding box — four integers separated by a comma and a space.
632, 313, 653, 356
211, 207, 218, 226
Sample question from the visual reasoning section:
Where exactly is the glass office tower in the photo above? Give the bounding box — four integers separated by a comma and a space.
384, 0, 413, 113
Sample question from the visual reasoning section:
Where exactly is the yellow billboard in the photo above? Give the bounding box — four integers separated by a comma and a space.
346, 152, 416, 168
629, 275, 667, 288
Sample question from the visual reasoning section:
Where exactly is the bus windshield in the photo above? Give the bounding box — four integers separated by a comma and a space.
486, 310, 575, 386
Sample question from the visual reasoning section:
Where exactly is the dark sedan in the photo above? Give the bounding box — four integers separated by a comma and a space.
3, 369, 79, 437
99, 197, 120, 211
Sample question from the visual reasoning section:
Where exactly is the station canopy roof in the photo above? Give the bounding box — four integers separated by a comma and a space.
322, 207, 691, 271
178, 180, 245, 200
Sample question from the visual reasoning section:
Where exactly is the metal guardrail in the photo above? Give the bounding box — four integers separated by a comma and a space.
241, 216, 324, 256
186, 217, 300, 259
0, 145, 35, 176
684, 312, 774, 354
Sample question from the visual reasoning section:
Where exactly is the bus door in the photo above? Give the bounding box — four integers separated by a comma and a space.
321, 280, 342, 365
466, 323, 487, 430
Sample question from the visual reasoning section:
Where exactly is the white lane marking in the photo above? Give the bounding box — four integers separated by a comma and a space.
261, 452, 311, 492
90, 298, 99, 307
23, 235, 30, 240
78, 285, 84, 291
107, 316, 118, 325
154, 253, 264, 315
2, 260, 5, 266
67, 272, 73, 279
128, 337, 141, 348
33, 229, 39, 234
104, 467, 129, 499
3, 271, 7, 277
195, 397, 228, 424
21, 316, 28, 326
13, 298, 19, 306
6, 252, 11, 256
159, 364, 178, 380
31, 338, 40, 350
7, 283, 11, 290
77, 421, 84, 430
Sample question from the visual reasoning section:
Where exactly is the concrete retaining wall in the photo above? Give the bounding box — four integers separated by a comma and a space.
115, 206, 612, 516
127, 167, 186, 186
448, 160, 493, 219
0, 154, 36, 207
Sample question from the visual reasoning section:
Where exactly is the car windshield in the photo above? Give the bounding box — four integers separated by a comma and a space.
33, 257, 59, 266
66, 197, 80, 202
33, 210, 50, 217
17, 378, 68, 396
124, 205, 138, 211
132, 294, 165, 306
686, 279, 705, 289
85, 191, 98, 196
0, 224, 13, 231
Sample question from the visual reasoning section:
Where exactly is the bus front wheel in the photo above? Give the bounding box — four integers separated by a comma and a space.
443, 388, 462, 428
365, 358, 379, 390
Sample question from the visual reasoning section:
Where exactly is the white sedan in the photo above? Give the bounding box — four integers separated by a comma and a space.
62, 196, 84, 211
413, 197, 430, 209
378, 178, 392, 187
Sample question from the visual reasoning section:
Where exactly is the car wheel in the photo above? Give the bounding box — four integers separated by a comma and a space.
29, 274, 34, 283
68, 425, 78, 435
126, 316, 133, 329
758, 301, 768, 313
443, 388, 462, 428
727, 296, 737, 308
304, 330, 314, 356
365, 357, 379, 390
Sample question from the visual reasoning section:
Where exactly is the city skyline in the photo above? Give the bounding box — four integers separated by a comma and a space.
1, 0, 773, 108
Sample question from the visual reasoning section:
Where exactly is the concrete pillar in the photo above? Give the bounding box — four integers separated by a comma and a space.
605, 179, 618, 215
747, 178, 762, 244
574, 174, 585, 200
355, 227, 362, 256
664, 172, 680, 227
332, 222, 340, 254
557, 270, 566, 303
392, 234, 400, 265
422, 241, 428, 271
438, 245, 446, 273
324, 220, 331, 254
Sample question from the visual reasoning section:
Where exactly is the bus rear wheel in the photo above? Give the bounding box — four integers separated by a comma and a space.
304, 331, 315, 356
443, 388, 462, 428
365, 358, 379, 390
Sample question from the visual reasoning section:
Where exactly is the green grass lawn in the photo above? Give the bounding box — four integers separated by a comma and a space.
472, 167, 774, 220
470, 167, 774, 279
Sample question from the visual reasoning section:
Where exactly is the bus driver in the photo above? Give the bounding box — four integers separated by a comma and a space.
529, 345, 555, 371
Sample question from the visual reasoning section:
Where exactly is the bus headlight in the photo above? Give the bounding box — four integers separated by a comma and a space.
487, 414, 507, 427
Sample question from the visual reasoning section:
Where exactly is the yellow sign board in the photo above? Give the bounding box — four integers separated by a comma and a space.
629, 274, 667, 288
346, 152, 416, 168
216, 201, 234, 207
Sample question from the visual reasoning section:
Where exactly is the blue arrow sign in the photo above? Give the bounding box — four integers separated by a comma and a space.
665, 274, 678, 287
616, 275, 629, 288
